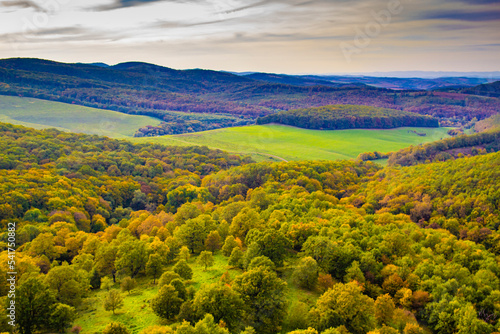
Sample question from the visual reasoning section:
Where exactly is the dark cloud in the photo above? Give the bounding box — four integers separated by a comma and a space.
0, 0, 45, 12
419, 9, 500, 21
458, 0, 500, 4
93, 0, 167, 11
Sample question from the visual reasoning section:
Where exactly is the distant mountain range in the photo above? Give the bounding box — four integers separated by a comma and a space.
0, 58, 499, 128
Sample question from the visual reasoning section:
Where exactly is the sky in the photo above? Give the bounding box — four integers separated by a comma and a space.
0, 0, 499, 74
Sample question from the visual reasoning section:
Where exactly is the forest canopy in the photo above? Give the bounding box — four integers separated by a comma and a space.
256, 105, 439, 130
0, 122, 499, 334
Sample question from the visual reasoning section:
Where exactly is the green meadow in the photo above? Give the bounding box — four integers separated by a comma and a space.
0, 95, 161, 138
137, 125, 451, 162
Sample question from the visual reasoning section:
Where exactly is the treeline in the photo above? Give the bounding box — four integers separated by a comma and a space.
134, 113, 253, 137
256, 105, 439, 130
388, 130, 500, 166
1, 123, 500, 334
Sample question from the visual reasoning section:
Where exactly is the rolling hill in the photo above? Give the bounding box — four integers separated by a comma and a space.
1, 58, 499, 131
0, 95, 161, 138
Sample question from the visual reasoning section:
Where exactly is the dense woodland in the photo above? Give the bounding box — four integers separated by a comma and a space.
256, 105, 439, 130
1, 59, 500, 133
387, 130, 500, 166
1, 122, 500, 334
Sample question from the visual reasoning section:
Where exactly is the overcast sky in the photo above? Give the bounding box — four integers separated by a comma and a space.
0, 0, 499, 74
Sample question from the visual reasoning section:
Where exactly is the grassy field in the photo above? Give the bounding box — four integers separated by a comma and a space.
0, 95, 161, 138
136, 125, 451, 162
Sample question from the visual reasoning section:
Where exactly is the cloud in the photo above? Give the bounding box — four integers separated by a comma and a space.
92, 0, 167, 11
0, 0, 45, 12
419, 8, 500, 22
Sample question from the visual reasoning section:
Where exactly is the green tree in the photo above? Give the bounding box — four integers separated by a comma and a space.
197, 251, 214, 271
173, 260, 193, 280
115, 239, 149, 278
344, 261, 365, 284
158, 271, 182, 287
103, 290, 124, 315
146, 253, 164, 284
309, 281, 376, 333
205, 230, 222, 252
179, 246, 191, 262
90, 270, 101, 290
101, 276, 114, 291
50, 303, 76, 333
251, 229, 291, 266
17, 276, 55, 334
374, 294, 395, 326
170, 279, 187, 300
45, 263, 88, 307
192, 283, 245, 331
222, 236, 239, 257
174, 215, 214, 254
103, 322, 131, 334
151, 285, 183, 320
292, 256, 319, 290
176, 314, 229, 334
248, 256, 276, 271
228, 247, 244, 269
234, 267, 288, 334
120, 277, 137, 295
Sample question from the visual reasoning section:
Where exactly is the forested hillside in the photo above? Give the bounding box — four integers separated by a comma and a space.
1, 58, 499, 131
1, 122, 499, 334
256, 105, 439, 130
387, 130, 500, 166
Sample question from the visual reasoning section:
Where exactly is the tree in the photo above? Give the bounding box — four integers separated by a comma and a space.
234, 267, 288, 334
115, 239, 149, 278
17, 276, 55, 334
170, 279, 187, 300
120, 277, 137, 295
374, 294, 395, 326
174, 215, 213, 254
205, 230, 222, 252
151, 285, 183, 320
158, 271, 182, 287
308, 281, 376, 333
90, 270, 101, 290
228, 247, 244, 269
251, 229, 291, 266
344, 261, 365, 284
101, 276, 114, 291
197, 251, 214, 271
248, 256, 276, 271
192, 283, 245, 331
173, 260, 193, 280
222, 236, 239, 257
50, 303, 76, 333
103, 290, 124, 315
179, 246, 191, 262
94, 242, 118, 282
292, 257, 319, 290
146, 253, 164, 284
45, 263, 88, 307
176, 314, 230, 334
103, 322, 131, 334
